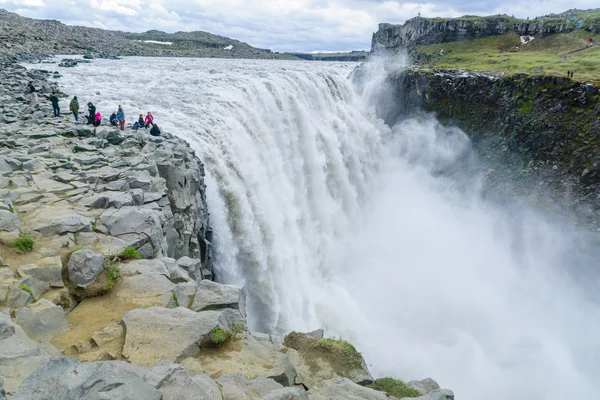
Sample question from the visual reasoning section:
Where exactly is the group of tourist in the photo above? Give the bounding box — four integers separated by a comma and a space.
26, 83, 162, 136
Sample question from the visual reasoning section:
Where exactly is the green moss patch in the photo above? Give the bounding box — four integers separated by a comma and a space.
368, 378, 422, 399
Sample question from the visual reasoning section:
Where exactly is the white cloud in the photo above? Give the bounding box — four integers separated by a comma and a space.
2, 0, 598, 52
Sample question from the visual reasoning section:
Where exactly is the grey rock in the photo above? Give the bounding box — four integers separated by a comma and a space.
216, 374, 282, 400
0, 376, 5, 400
67, 249, 105, 289
100, 207, 164, 257
14, 299, 70, 341
405, 390, 455, 400
191, 280, 245, 313
260, 386, 308, 400
408, 378, 441, 395
29, 213, 92, 236
162, 257, 190, 282
121, 307, 227, 366
0, 267, 14, 280
6, 286, 33, 308
17, 264, 63, 288
0, 210, 18, 232
144, 361, 222, 400
309, 378, 389, 400
305, 329, 324, 339
120, 259, 170, 277
115, 273, 175, 302
176, 256, 202, 281
12, 357, 162, 400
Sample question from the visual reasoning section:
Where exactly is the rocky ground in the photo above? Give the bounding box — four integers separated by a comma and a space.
0, 9, 296, 62
0, 64, 454, 399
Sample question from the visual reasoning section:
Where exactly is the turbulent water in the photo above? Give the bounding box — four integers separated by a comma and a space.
49, 56, 600, 399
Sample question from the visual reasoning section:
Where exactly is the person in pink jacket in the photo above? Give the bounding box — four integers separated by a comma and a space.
144, 112, 154, 128
94, 111, 102, 127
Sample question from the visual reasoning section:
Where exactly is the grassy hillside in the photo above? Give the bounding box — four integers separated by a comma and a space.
414, 31, 600, 83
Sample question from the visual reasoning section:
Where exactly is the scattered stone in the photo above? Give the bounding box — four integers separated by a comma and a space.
176, 256, 202, 281
67, 249, 105, 289
191, 279, 245, 313
14, 299, 70, 341
309, 378, 389, 400
143, 361, 222, 400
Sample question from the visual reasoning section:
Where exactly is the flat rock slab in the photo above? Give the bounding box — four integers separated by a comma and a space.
191, 279, 244, 313
216, 374, 283, 400
115, 273, 175, 304
17, 264, 63, 288
12, 357, 162, 400
122, 307, 224, 366
143, 361, 222, 400
29, 212, 92, 237
309, 378, 389, 400
0, 210, 19, 232
14, 299, 70, 341
120, 259, 170, 278
100, 207, 164, 257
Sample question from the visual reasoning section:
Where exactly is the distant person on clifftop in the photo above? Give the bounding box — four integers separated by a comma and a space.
132, 114, 144, 130
109, 111, 118, 127
50, 91, 60, 117
69, 96, 79, 121
27, 82, 38, 104
117, 106, 125, 131
86, 102, 96, 125
144, 112, 154, 128
150, 123, 161, 137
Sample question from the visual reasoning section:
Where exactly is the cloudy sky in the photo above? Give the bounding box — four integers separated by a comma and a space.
1, 0, 598, 52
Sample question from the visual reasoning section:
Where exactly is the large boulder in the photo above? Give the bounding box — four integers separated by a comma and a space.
12, 357, 162, 400
14, 299, 70, 341
143, 361, 221, 400
309, 378, 389, 400
29, 211, 92, 236
67, 249, 105, 289
0, 310, 54, 396
191, 280, 245, 314
283, 332, 373, 388
408, 378, 441, 395
121, 307, 231, 366
0, 210, 18, 232
100, 207, 165, 258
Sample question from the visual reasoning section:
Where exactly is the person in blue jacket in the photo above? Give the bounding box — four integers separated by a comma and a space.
109, 111, 118, 127
117, 106, 125, 131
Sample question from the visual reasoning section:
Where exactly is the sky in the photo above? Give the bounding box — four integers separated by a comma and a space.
1, 0, 598, 52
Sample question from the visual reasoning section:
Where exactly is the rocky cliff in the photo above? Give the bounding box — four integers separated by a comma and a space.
372, 11, 600, 51
388, 68, 600, 220
0, 9, 296, 61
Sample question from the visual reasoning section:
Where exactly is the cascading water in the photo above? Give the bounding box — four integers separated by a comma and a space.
54, 56, 600, 399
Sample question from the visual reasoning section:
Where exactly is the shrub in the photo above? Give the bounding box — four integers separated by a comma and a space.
319, 338, 363, 368
206, 326, 233, 347
19, 283, 35, 298
14, 237, 34, 252
104, 265, 121, 291
116, 247, 142, 261
368, 378, 422, 399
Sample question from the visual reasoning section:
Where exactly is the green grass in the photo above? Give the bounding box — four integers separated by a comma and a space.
172, 293, 179, 307
115, 247, 143, 261
319, 338, 363, 368
19, 283, 35, 298
206, 326, 233, 347
415, 32, 600, 83
104, 265, 121, 291
518, 99, 534, 115
14, 237, 34, 252
368, 378, 422, 399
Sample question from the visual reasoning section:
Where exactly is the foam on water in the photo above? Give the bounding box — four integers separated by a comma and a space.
49, 56, 600, 399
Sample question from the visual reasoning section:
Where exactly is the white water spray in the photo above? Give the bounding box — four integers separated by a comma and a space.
52, 56, 600, 399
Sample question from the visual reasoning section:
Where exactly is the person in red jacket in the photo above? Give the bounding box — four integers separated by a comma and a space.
144, 112, 154, 128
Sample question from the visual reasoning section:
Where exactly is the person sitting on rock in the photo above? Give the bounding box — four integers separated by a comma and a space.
150, 123, 161, 137
50, 91, 60, 117
109, 111, 118, 127
132, 114, 144, 130
94, 111, 102, 127
144, 112, 154, 128
86, 102, 96, 125
69, 96, 79, 121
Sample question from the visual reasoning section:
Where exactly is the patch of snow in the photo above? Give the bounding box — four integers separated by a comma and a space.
224, 45, 233, 50
137, 40, 174, 46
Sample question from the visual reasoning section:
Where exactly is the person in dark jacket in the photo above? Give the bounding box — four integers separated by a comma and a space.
109, 111, 118, 126
50, 92, 60, 117
132, 114, 144, 130
150, 124, 161, 136
27, 82, 38, 103
69, 96, 79, 121
86, 102, 96, 125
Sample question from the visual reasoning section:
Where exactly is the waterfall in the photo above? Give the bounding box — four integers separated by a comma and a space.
56, 56, 600, 400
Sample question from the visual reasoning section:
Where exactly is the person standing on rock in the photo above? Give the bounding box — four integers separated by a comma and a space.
69, 96, 79, 121
86, 102, 96, 125
144, 112, 154, 128
50, 91, 60, 117
27, 81, 38, 104
117, 106, 125, 131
